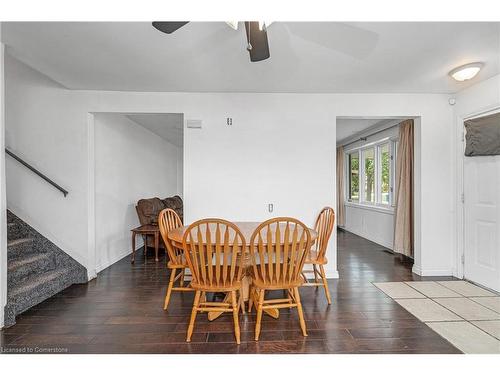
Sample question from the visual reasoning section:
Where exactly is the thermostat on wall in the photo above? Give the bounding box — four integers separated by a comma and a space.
187, 119, 202, 129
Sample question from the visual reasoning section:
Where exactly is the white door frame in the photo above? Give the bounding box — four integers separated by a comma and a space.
455, 103, 500, 280
0, 27, 7, 328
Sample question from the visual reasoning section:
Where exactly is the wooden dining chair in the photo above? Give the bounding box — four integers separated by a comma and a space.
158, 208, 192, 311
301, 207, 335, 304
248, 217, 312, 340
182, 219, 246, 344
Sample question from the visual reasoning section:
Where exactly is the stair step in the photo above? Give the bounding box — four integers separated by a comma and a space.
7, 210, 16, 224
7, 267, 78, 311
7, 238, 36, 260
5, 210, 88, 327
8, 252, 55, 285
7, 222, 26, 241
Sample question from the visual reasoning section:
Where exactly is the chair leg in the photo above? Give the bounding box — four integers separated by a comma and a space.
288, 289, 294, 309
231, 290, 241, 344
163, 268, 177, 311
301, 272, 308, 283
313, 264, 319, 287
239, 288, 245, 314
248, 285, 254, 312
254, 289, 265, 341
179, 268, 185, 287
319, 265, 332, 305
186, 290, 201, 342
293, 287, 307, 337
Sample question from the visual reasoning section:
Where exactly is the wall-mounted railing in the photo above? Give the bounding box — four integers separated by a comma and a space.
5, 148, 69, 197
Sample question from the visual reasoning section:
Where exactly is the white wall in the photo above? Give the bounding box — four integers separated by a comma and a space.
177, 146, 183, 198
93, 91, 454, 278
452, 74, 500, 278
94, 113, 181, 272
5, 53, 92, 268
342, 124, 399, 250
0, 25, 7, 328
4, 53, 458, 279
344, 206, 395, 249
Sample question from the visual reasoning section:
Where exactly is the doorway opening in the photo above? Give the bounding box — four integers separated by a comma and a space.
336, 116, 419, 278
93, 112, 184, 273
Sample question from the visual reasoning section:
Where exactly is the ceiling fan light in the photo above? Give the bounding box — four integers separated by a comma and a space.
258, 21, 274, 31
449, 62, 483, 82
225, 21, 239, 30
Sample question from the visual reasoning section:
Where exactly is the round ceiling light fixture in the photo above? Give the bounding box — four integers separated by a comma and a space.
449, 62, 484, 82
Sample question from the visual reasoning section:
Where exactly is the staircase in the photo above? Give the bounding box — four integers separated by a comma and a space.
5, 210, 87, 327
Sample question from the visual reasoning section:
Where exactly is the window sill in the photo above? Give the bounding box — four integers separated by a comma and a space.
344, 201, 395, 214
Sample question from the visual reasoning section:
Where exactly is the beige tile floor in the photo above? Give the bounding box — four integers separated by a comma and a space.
471, 320, 500, 340
470, 297, 500, 314
437, 281, 497, 297
427, 321, 500, 354
373, 281, 500, 353
434, 297, 500, 321
395, 298, 463, 322
372, 282, 427, 299
405, 281, 462, 298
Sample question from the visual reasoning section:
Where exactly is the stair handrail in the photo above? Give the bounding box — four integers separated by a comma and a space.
5, 148, 69, 197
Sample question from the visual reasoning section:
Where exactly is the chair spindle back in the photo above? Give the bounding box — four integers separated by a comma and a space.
249, 217, 312, 286
158, 208, 184, 265
182, 219, 246, 288
313, 207, 335, 262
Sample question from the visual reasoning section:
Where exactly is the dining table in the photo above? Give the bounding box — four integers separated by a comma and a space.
168, 221, 318, 321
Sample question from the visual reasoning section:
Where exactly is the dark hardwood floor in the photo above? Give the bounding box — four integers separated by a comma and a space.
0, 230, 461, 354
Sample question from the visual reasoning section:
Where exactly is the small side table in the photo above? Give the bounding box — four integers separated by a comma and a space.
131, 224, 160, 263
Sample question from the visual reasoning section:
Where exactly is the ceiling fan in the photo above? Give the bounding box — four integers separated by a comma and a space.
152, 21, 271, 62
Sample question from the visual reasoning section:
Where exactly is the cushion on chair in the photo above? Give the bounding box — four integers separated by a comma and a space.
162, 195, 184, 223
136, 197, 165, 225
135, 196, 184, 250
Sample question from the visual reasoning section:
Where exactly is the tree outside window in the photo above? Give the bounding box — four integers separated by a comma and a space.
349, 153, 359, 201
363, 148, 375, 202
380, 143, 390, 204
346, 140, 395, 207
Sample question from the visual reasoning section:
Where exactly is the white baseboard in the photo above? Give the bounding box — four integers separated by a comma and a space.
95, 247, 136, 274
343, 227, 393, 250
303, 263, 339, 279
412, 265, 453, 277
87, 269, 97, 281
325, 269, 339, 279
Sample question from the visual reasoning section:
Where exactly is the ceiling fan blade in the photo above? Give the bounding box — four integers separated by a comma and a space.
245, 21, 270, 62
152, 22, 189, 34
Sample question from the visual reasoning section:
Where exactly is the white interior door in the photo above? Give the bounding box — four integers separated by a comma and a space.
464, 124, 500, 292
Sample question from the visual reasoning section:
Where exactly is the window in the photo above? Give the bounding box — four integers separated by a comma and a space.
345, 139, 396, 208
348, 152, 359, 201
363, 148, 375, 203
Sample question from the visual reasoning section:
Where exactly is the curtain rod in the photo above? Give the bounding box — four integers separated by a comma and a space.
341, 122, 401, 148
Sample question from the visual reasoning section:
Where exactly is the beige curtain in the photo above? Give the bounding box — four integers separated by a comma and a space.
336, 146, 345, 227
393, 119, 414, 257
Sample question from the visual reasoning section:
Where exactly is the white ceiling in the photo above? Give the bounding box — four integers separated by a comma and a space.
336, 118, 397, 144
2, 22, 499, 93
125, 113, 183, 147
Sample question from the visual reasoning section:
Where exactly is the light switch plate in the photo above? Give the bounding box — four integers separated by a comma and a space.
187, 119, 202, 129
